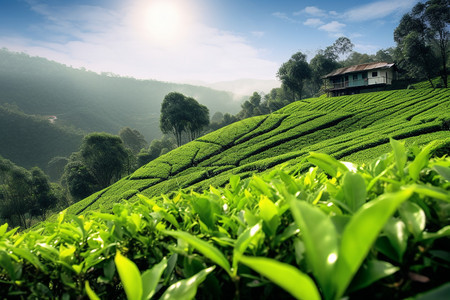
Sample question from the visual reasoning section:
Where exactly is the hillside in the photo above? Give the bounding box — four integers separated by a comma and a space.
0, 104, 83, 169
66, 88, 450, 215
0, 49, 241, 141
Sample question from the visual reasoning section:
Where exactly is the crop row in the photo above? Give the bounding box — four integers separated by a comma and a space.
67, 89, 450, 215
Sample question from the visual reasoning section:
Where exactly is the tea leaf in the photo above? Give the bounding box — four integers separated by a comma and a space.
85, 281, 100, 300
342, 172, 367, 212
141, 258, 167, 300
289, 200, 338, 299
160, 266, 215, 300
390, 138, 406, 176
349, 260, 399, 292
398, 201, 426, 238
114, 251, 142, 300
307, 152, 348, 177
409, 141, 436, 181
239, 255, 321, 300
334, 189, 413, 299
162, 230, 231, 275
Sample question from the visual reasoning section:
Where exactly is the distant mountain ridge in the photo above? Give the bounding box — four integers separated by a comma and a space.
0, 49, 242, 142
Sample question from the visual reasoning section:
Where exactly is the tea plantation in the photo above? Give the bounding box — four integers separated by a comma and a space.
1, 87, 449, 299
69, 88, 449, 215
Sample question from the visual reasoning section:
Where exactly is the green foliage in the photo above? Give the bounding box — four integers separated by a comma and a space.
0, 141, 448, 299
0, 103, 82, 170
71, 88, 450, 213
160, 92, 210, 147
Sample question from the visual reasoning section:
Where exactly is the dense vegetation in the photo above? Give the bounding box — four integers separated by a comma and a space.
67, 88, 449, 216
0, 104, 83, 170
0, 140, 448, 299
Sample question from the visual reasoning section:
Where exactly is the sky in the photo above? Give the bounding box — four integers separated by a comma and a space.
0, 0, 419, 83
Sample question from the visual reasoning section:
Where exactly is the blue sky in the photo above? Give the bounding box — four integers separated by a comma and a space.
0, 0, 418, 83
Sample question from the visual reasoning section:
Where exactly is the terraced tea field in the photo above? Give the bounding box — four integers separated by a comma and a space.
68, 88, 449, 215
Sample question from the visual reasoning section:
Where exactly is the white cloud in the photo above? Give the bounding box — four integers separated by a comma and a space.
295, 6, 327, 17
319, 21, 346, 33
303, 18, 324, 27
6, 0, 278, 82
343, 0, 416, 22
272, 12, 298, 23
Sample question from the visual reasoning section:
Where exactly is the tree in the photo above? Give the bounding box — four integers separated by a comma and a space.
29, 167, 57, 220
63, 159, 97, 201
185, 97, 210, 141
331, 36, 354, 59
277, 52, 312, 101
0, 158, 32, 228
160, 92, 209, 146
394, 0, 449, 87
137, 135, 177, 167
80, 133, 129, 189
309, 53, 340, 95
119, 127, 148, 155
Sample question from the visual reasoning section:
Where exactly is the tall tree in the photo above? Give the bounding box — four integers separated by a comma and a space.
160, 92, 209, 146
394, 0, 449, 87
119, 127, 148, 155
29, 167, 57, 220
185, 97, 210, 141
277, 52, 312, 101
80, 133, 129, 189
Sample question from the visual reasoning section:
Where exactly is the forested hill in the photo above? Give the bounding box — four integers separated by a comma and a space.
0, 49, 241, 141
66, 87, 450, 215
0, 104, 83, 169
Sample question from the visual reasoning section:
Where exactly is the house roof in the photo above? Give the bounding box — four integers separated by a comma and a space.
323, 62, 395, 78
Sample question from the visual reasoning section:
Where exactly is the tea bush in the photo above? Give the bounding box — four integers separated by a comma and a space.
1, 140, 449, 299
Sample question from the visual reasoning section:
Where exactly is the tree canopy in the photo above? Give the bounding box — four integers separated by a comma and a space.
394, 0, 449, 87
160, 92, 210, 146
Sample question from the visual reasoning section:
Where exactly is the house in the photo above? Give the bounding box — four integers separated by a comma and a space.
323, 62, 397, 97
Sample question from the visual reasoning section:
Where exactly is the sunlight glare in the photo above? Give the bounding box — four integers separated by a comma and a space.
145, 0, 185, 43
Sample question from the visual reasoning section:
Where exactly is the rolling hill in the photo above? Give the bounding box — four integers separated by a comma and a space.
65, 87, 450, 216
0, 49, 242, 142
0, 103, 83, 169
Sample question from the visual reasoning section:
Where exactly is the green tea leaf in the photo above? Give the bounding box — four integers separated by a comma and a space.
349, 260, 399, 292
0, 223, 8, 237
141, 258, 167, 300
398, 201, 426, 238
383, 217, 408, 262
289, 200, 338, 299
259, 195, 280, 236
239, 256, 321, 300
342, 172, 367, 212
114, 251, 143, 300
412, 185, 450, 202
334, 188, 413, 299
433, 165, 450, 182
409, 141, 436, 181
162, 230, 231, 275
232, 223, 262, 274
0, 250, 17, 281
85, 281, 100, 300
422, 225, 450, 240
307, 152, 348, 177
390, 138, 406, 176
229, 175, 241, 192
160, 266, 215, 300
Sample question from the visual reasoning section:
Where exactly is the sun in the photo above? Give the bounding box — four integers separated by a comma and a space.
145, 1, 184, 42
